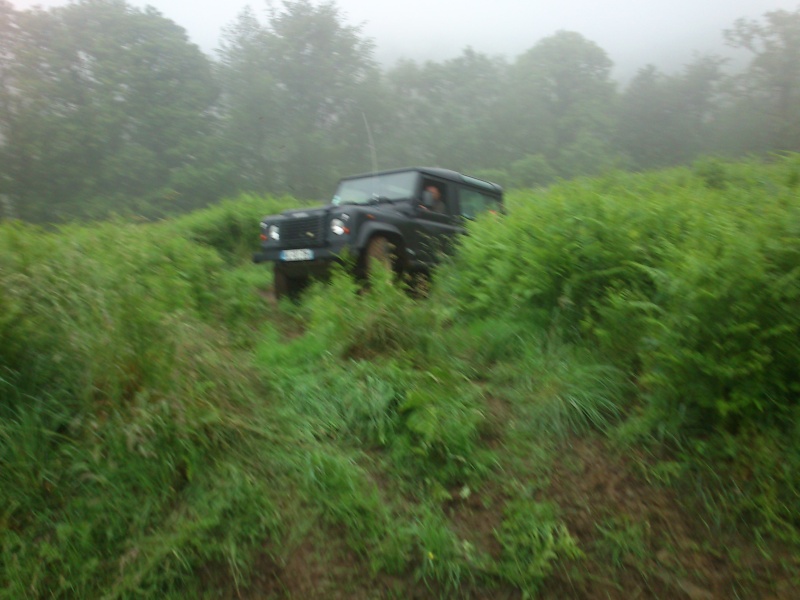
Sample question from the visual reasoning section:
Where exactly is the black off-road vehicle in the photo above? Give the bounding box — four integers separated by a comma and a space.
253, 167, 503, 298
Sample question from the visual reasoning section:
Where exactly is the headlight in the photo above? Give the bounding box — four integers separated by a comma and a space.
268, 224, 280, 241
330, 216, 350, 236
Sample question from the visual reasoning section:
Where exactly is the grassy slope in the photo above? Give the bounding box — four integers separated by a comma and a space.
1, 158, 799, 598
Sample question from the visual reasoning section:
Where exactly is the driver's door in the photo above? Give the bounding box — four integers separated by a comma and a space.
408, 179, 462, 267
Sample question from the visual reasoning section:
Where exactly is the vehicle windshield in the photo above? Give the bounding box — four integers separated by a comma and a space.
332, 171, 419, 206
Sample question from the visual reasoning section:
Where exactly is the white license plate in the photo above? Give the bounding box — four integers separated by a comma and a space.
280, 249, 314, 261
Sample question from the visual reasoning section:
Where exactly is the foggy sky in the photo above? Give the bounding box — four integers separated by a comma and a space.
10, 0, 800, 76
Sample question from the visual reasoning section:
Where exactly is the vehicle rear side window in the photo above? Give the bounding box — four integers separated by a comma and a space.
458, 188, 501, 219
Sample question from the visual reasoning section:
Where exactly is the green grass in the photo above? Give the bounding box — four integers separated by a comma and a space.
2, 159, 800, 597
494, 500, 582, 595
594, 516, 650, 570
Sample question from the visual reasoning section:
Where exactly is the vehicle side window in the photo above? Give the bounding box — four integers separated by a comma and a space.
458, 188, 500, 219
421, 180, 448, 214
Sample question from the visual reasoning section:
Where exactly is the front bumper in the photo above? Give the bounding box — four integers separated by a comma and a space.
252, 242, 352, 277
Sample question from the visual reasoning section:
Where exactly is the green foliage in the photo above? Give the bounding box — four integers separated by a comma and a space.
3, 156, 800, 597
169, 193, 303, 262
216, 0, 380, 198
4, 2, 800, 222
495, 500, 582, 595
440, 156, 800, 547
640, 215, 800, 430
0, 218, 270, 400
299, 447, 396, 558
441, 315, 626, 439
594, 516, 650, 570
693, 155, 735, 189
448, 157, 800, 434
304, 266, 439, 360
503, 341, 626, 438
408, 505, 483, 593
437, 316, 535, 376
617, 59, 725, 170
510, 154, 559, 188
446, 177, 669, 336
683, 425, 800, 546
396, 368, 489, 485
724, 7, 800, 152
1, 0, 224, 221
256, 270, 492, 486
0, 216, 284, 597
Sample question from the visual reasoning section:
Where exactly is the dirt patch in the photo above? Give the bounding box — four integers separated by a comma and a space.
238, 526, 407, 600
539, 436, 799, 600
479, 392, 514, 449
445, 487, 504, 560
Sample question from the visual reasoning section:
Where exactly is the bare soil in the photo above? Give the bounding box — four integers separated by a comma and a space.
508, 431, 798, 600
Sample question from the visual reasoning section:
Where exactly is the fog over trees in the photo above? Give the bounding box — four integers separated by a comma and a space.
2, 0, 799, 222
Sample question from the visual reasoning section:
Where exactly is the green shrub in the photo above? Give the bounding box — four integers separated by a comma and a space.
302, 266, 439, 361
495, 500, 582, 595
0, 217, 285, 597
4, 156, 800, 597
256, 272, 492, 486
444, 177, 676, 337
300, 448, 396, 556
170, 193, 302, 263
447, 156, 800, 434
409, 505, 482, 593
635, 178, 800, 431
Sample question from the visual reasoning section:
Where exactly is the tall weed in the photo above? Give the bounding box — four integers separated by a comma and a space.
0, 218, 284, 597
447, 156, 800, 433
505, 341, 626, 439
169, 193, 303, 263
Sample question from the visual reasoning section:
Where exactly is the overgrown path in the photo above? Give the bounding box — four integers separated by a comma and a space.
225, 307, 799, 599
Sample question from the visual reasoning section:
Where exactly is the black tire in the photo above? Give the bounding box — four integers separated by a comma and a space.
364, 235, 397, 279
273, 265, 306, 301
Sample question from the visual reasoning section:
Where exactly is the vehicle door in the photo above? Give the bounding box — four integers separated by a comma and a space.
408, 178, 462, 267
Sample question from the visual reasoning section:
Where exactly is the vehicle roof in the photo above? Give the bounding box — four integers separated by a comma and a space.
340, 166, 503, 195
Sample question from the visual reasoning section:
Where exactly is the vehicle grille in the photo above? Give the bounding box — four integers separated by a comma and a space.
282, 215, 325, 248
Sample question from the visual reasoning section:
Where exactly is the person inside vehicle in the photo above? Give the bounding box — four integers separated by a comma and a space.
422, 184, 446, 213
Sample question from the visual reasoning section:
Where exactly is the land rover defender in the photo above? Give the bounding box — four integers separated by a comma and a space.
253, 167, 503, 298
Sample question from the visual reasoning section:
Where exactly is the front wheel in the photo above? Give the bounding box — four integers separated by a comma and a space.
363, 235, 398, 280
273, 265, 307, 301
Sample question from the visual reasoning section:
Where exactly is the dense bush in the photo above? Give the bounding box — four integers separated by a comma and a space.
447, 155, 800, 433
169, 193, 303, 263
0, 209, 286, 597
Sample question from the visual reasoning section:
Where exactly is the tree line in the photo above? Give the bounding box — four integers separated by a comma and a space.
1, 0, 799, 223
